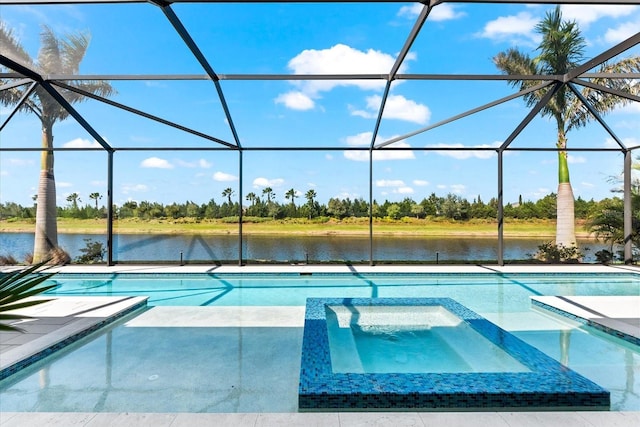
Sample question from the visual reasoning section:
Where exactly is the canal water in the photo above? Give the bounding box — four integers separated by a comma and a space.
0, 232, 612, 263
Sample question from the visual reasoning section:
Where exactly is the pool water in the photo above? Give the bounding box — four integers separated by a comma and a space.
0, 272, 639, 412
326, 305, 529, 373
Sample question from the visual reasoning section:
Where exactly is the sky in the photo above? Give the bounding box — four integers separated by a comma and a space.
1, 1, 639, 209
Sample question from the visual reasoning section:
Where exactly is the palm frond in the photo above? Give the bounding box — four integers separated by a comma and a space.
0, 262, 58, 332
567, 56, 640, 132
38, 25, 63, 74
0, 20, 35, 70
60, 31, 90, 74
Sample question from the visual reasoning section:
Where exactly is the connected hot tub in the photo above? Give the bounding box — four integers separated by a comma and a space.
298, 297, 609, 411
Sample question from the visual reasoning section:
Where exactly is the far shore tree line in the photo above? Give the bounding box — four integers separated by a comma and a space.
0, 190, 628, 224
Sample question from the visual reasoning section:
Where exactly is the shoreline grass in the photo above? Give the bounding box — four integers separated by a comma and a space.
0, 217, 593, 238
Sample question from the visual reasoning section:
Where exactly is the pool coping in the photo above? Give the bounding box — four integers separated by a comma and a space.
299, 297, 610, 411
531, 296, 640, 346
2, 263, 639, 275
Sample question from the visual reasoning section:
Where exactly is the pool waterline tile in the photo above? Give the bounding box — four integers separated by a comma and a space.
299, 297, 611, 411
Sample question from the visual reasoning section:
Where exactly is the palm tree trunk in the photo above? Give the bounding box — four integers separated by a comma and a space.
33, 123, 58, 263
555, 129, 576, 248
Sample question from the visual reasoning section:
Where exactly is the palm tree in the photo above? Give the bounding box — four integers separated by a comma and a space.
66, 192, 81, 210
305, 189, 317, 219
222, 187, 235, 205
245, 192, 258, 206
262, 187, 274, 204
305, 189, 317, 207
89, 192, 102, 210
285, 188, 297, 208
493, 6, 640, 248
0, 21, 115, 263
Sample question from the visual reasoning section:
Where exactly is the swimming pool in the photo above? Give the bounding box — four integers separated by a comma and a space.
0, 271, 638, 412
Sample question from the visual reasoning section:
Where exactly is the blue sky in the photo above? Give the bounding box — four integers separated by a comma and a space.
1, 2, 639, 208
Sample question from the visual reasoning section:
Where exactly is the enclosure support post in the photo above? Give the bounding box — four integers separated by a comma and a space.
369, 149, 374, 266
623, 150, 632, 264
497, 149, 504, 266
238, 149, 244, 266
107, 150, 114, 266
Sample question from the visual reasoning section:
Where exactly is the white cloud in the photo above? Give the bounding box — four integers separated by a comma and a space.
121, 183, 149, 194
63, 138, 102, 149
176, 158, 212, 169
276, 44, 419, 111
567, 155, 586, 164
376, 179, 405, 187
398, 3, 464, 21
213, 171, 238, 182
343, 132, 415, 161
253, 177, 285, 188
285, 44, 413, 95
604, 20, 640, 43
57, 182, 72, 188
0, 170, 7, 176
141, 157, 173, 169
430, 4, 466, 22
397, 187, 414, 194
398, 3, 423, 18
345, 132, 373, 147
413, 179, 429, 186
352, 94, 430, 125
478, 12, 539, 45
450, 184, 466, 194
428, 143, 497, 159
581, 181, 595, 188
275, 91, 315, 110
561, 5, 637, 27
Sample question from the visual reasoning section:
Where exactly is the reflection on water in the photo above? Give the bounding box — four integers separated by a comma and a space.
0, 232, 611, 263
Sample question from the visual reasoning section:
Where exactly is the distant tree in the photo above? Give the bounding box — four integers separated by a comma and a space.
410, 203, 425, 219
305, 189, 316, 206
262, 187, 275, 204
222, 188, 234, 205
66, 193, 81, 211
89, 192, 102, 210
285, 188, 297, 208
246, 192, 258, 206
327, 198, 347, 219
304, 189, 318, 219
387, 204, 402, 220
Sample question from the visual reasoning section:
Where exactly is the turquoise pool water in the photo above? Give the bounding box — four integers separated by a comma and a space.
325, 305, 530, 374
0, 272, 638, 412
41, 272, 640, 308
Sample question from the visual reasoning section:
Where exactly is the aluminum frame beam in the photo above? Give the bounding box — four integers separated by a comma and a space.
3, 0, 640, 4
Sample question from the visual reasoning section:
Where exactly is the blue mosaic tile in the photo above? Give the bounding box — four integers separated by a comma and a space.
299, 297, 610, 411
